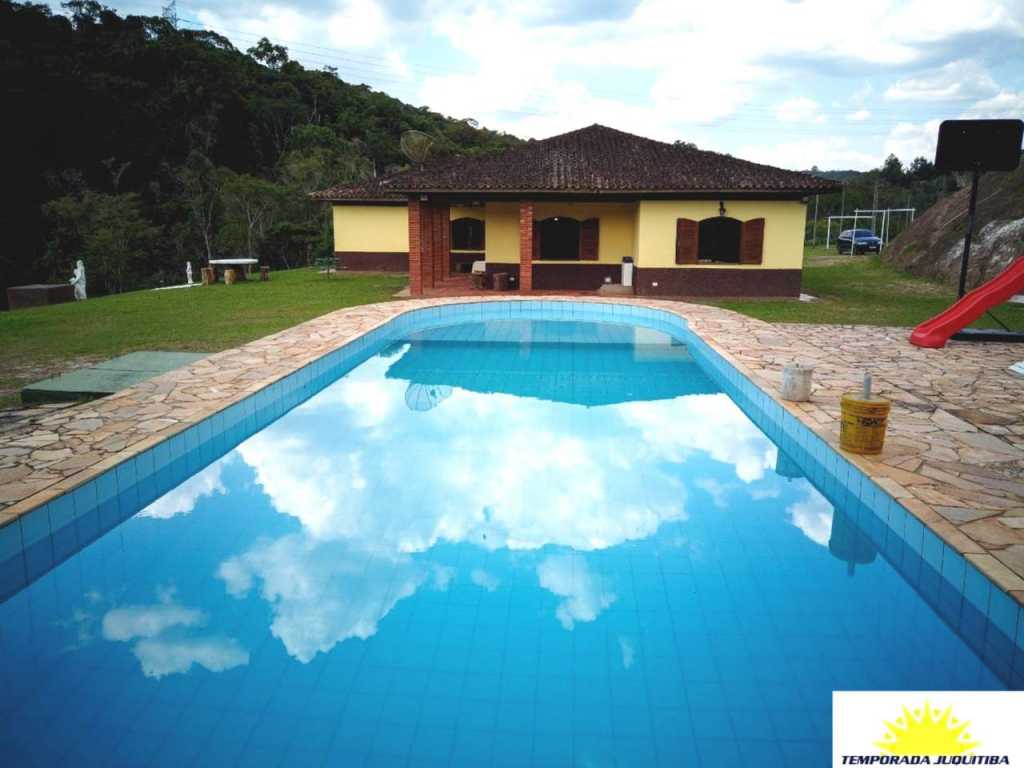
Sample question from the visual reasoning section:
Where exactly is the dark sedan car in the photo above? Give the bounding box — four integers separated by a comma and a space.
837, 229, 882, 254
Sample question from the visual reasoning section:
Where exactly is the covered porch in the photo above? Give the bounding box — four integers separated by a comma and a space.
407, 198, 636, 297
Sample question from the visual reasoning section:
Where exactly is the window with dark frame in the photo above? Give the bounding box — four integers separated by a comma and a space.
697, 217, 742, 263
451, 217, 485, 250
675, 216, 765, 265
538, 217, 581, 260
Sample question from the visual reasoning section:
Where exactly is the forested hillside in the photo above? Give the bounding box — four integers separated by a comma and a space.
0, 0, 518, 304
883, 163, 1024, 288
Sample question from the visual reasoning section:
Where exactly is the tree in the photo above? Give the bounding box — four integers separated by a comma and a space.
907, 156, 936, 183
176, 150, 223, 264
220, 171, 280, 262
880, 154, 906, 186
1, 0, 520, 303
247, 37, 289, 70
43, 191, 159, 293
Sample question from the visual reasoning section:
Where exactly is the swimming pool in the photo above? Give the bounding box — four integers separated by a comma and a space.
0, 301, 1021, 767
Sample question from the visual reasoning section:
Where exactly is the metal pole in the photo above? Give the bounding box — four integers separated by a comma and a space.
826, 218, 832, 249
871, 180, 879, 231
958, 168, 981, 298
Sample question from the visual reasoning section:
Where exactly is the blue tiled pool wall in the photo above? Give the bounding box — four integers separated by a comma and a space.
675, 322, 1024, 690
1, 299, 1021, 689
0, 321, 402, 602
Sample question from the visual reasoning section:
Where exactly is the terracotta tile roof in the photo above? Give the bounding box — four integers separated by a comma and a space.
313, 124, 840, 200
309, 177, 405, 202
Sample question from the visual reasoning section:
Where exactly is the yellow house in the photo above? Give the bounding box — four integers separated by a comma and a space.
313, 125, 839, 297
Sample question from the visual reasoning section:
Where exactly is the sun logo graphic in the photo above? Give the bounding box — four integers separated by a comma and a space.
874, 701, 981, 757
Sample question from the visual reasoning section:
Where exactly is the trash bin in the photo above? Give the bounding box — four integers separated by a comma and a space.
492, 272, 509, 291
621, 256, 634, 288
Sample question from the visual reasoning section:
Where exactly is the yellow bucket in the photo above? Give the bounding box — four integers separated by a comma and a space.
839, 395, 891, 455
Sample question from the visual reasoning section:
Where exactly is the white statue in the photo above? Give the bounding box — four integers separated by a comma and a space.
70, 260, 87, 301
186, 261, 194, 285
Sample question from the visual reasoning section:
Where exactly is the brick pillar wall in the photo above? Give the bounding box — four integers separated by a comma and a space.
438, 203, 451, 280
408, 198, 423, 296
431, 204, 447, 284
423, 201, 435, 291
519, 201, 534, 293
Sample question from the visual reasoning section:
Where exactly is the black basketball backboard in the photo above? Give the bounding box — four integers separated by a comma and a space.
934, 119, 1023, 172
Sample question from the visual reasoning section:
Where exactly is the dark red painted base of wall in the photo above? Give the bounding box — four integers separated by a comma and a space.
335, 251, 408, 272
634, 268, 802, 298
533, 263, 623, 290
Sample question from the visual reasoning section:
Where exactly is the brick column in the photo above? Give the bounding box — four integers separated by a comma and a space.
408, 198, 424, 296
519, 201, 534, 293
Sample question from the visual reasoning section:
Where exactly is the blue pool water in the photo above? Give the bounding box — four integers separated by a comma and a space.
0, 311, 1020, 767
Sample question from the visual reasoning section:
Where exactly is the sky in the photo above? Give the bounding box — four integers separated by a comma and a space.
82, 0, 1024, 170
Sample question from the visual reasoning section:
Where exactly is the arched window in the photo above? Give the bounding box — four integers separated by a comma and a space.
538, 217, 581, 260
451, 217, 485, 250
698, 217, 742, 263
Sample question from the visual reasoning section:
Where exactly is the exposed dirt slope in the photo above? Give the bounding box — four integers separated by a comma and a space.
884, 163, 1024, 289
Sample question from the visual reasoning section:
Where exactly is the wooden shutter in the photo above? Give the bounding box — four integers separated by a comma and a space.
675, 218, 698, 264
740, 218, 765, 264
579, 218, 600, 260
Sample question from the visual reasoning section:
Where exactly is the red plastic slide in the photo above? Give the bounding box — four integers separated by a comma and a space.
910, 256, 1024, 348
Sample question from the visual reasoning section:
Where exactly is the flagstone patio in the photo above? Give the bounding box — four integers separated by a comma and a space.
1, 296, 1022, 604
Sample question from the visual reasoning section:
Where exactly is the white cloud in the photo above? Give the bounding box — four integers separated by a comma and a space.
326, 0, 390, 49
470, 568, 500, 592
102, 602, 203, 641
739, 136, 881, 171
234, 355, 694, 554
618, 394, 777, 483
776, 97, 827, 124
696, 478, 731, 510
133, 636, 249, 679
962, 90, 1024, 118
180, 0, 1022, 169
883, 119, 942, 164
196, 4, 313, 49
139, 457, 229, 520
885, 60, 999, 102
537, 553, 616, 630
786, 481, 833, 547
217, 533, 426, 663
101, 589, 249, 678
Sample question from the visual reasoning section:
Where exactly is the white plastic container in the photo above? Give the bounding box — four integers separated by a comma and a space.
780, 363, 815, 402
621, 257, 634, 288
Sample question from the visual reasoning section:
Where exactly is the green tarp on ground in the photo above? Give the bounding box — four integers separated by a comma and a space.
22, 351, 208, 403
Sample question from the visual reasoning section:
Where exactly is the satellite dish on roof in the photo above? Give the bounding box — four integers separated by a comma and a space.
405, 383, 452, 412
400, 130, 435, 166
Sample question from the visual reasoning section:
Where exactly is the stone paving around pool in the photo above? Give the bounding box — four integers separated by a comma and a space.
1, 296, 1022, 605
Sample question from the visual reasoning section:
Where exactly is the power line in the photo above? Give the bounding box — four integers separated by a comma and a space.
125, 3, 998, 126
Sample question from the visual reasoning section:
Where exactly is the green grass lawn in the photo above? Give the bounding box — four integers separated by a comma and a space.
3, 249, 1021, 409
0, 269, 406, 408
709, 244, 1024, 328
